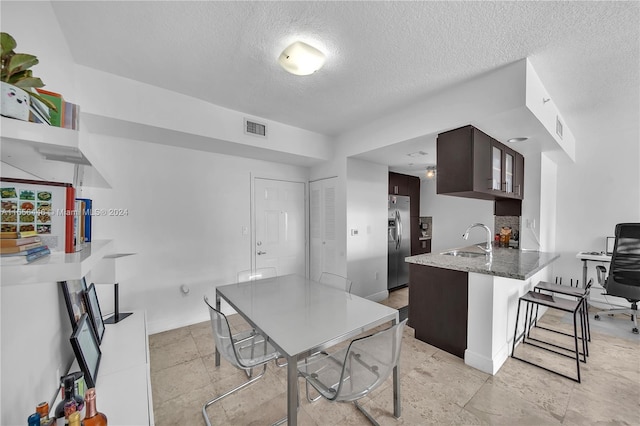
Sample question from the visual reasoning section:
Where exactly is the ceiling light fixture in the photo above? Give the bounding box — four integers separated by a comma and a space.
278, 41, 326, 76
425, 166, 437, 179
507, 137, 529, 143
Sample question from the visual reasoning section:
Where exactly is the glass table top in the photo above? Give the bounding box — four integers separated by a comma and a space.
216, 274, 399, 357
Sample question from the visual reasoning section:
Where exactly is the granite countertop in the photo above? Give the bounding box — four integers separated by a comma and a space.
405, 244, 560, 280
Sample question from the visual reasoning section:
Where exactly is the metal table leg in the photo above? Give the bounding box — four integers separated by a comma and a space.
215, 291, 221, 367
287, 354, 298, 425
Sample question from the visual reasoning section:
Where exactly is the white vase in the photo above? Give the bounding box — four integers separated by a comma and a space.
1, 81, 30, 121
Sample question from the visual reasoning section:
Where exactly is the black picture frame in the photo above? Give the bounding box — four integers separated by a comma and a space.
60, 278, 88, 330
70, 313, 101, 388
83, 283, 105, 344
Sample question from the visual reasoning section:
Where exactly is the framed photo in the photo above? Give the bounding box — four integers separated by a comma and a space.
83, 283, 105, 344
70, 313, 101, 388
60, 278, 88, 330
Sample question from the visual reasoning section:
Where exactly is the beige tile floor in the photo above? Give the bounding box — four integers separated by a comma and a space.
150, 288, 640, 425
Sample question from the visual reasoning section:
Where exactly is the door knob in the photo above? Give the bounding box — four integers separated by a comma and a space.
257, 251, 267, 255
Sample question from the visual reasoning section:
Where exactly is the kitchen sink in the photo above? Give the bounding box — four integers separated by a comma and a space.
440, 250, 488, 258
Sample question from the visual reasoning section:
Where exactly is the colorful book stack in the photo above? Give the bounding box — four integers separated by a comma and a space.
0, 231, 51, 264
33, 88, 80, 130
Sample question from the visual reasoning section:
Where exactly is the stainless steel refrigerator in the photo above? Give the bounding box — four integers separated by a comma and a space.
388, 195, 411, 290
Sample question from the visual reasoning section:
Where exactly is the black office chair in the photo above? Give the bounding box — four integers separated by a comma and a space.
594, 223, 640, 334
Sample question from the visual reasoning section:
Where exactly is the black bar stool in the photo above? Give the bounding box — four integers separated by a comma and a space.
511, 287, 589, 383
530, 279, 593, 356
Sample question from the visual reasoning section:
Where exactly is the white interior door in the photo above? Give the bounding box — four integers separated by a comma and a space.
310, 178, 338, 281
253, 178, 306, 277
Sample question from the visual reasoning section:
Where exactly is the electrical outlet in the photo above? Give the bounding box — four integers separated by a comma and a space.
375, 272, 379, 280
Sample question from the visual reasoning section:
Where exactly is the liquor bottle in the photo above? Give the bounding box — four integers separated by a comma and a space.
83, 388, 107, 426
68, 412, 81, 426
54, 375, 84, 423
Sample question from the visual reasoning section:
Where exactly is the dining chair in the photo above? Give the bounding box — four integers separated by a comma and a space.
319, 272, 353, 293
237, 267, 278, 283
298, 319, 407, 425
202, 296, 280, 426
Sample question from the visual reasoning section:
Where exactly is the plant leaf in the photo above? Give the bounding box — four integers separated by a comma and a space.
1, 32, 17, 57
7, 53, 38, 76
13, 76, 45, 89
29, 91, 58, 112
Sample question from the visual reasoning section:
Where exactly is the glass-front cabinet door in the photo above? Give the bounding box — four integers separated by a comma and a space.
492, 145, 502, 191
504, 150, 514, 194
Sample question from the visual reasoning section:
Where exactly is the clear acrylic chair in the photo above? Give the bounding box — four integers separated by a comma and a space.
237, 267, 277, 283
298, 319, 407, 425
202, 296, 280, 426
319, 272, 353, 293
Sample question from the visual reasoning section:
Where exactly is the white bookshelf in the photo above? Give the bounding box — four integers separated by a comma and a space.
0, 116, 110, 188
0, 240, 114, 286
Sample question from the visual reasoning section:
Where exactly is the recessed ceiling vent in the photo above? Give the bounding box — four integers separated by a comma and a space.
244, 118, 267, 138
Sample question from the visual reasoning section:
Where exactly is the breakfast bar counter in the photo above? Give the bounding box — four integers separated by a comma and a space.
405, 245, 560, 375
405, 245, 560, 280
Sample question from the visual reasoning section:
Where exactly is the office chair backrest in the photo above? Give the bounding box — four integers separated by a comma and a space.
319, 272, 353, 293
334, 319, 407, 402
237, 267, 277, 283
608, 223, 640, 300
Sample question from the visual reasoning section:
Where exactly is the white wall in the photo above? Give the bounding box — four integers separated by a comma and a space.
81, 134, 309, 333
420, 178, 495, 253
345, 158, 388, 300
551, 122, 639, 286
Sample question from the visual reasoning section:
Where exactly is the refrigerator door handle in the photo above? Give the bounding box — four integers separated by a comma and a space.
396, 210, 402, 250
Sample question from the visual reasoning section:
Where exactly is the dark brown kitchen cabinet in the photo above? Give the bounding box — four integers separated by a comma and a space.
436, 125, 524, 201
408, 176, 420, 217
389, 172, 409, 195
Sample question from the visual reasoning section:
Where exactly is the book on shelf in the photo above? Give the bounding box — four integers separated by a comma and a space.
76, 198, 92, 242
0, 246, 50, 265
0, 230, 38, 239
0, 235, 41, 248
34, 88, 65, 127
74, 199, 85, 251
1, 244, 49, 257
0, 241, 43, 254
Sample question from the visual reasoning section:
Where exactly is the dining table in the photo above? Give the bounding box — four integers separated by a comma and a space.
215, 273, 400, 425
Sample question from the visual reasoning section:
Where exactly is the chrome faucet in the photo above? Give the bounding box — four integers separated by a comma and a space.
462, 223, 493, 254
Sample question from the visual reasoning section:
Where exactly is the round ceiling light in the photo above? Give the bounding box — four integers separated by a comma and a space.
507, 137, 529, 143
278, 41, 326, 76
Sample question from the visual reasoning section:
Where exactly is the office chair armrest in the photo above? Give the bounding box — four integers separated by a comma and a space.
596, 265, 607, 287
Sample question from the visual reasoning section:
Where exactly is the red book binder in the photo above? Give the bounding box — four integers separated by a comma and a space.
65, 186, 76, 253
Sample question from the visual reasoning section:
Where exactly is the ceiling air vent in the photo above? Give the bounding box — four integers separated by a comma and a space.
244, 118, 267, 138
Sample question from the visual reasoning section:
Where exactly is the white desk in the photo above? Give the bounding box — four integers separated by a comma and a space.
215, 274, 400, 426
576, 252, 611, 286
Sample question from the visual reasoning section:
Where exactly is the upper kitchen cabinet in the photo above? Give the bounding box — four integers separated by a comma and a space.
437, 125, 523, 201
389, 171, 409, 195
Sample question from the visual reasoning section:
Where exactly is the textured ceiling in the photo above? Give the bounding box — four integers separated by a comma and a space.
51, 1, 639, 159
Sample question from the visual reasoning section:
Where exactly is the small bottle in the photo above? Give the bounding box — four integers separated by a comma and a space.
27, 413, 40, 426
55, 375, 84, 424
36, 401, 49, 425
83, 388, 107, 426
68, 412, 82, 426
64, 400, 77, 425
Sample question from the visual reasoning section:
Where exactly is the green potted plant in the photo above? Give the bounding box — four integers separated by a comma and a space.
1, 32, 57, 121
